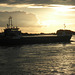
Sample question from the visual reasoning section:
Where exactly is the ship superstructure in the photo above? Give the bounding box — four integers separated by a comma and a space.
4, 16, 22, 39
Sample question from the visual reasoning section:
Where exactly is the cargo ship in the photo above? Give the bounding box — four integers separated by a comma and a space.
0, 17, 72, 45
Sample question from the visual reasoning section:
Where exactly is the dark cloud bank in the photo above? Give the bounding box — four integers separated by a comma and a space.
0, 11, 39, 27
0, 0, 75, 5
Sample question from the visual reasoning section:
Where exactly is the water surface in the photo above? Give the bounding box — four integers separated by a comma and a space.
0, 35, 75, 75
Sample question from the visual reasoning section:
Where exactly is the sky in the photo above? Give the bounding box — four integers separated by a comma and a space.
0, 0, 75, 33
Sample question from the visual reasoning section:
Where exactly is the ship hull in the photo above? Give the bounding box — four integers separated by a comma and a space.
0, 35, 72, 46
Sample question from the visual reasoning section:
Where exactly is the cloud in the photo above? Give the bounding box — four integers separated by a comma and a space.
0, 0, 75, 6
0, 11, 40, 27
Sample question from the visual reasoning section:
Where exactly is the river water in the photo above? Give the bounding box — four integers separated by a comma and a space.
0, 35, 75, 75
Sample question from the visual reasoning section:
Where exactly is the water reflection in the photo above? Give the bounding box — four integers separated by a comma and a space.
0, 38, 75, 75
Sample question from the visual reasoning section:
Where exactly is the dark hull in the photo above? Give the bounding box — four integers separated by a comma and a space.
0, 35, 72, 46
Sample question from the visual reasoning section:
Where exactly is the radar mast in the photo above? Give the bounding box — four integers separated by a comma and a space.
9, 16, 13, 28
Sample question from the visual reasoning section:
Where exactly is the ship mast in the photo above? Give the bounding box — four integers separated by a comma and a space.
9, 16, 13, 28
64, 24, 66, 30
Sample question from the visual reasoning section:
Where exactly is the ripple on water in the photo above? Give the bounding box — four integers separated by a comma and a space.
0, 41, 75, 75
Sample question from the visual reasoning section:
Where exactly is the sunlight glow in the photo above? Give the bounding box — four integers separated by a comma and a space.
28, 6, 43, 8
54, 6, 72, 12
41, 20, 50, 26
0, 3, 75, 33
53, 5, 75, 12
